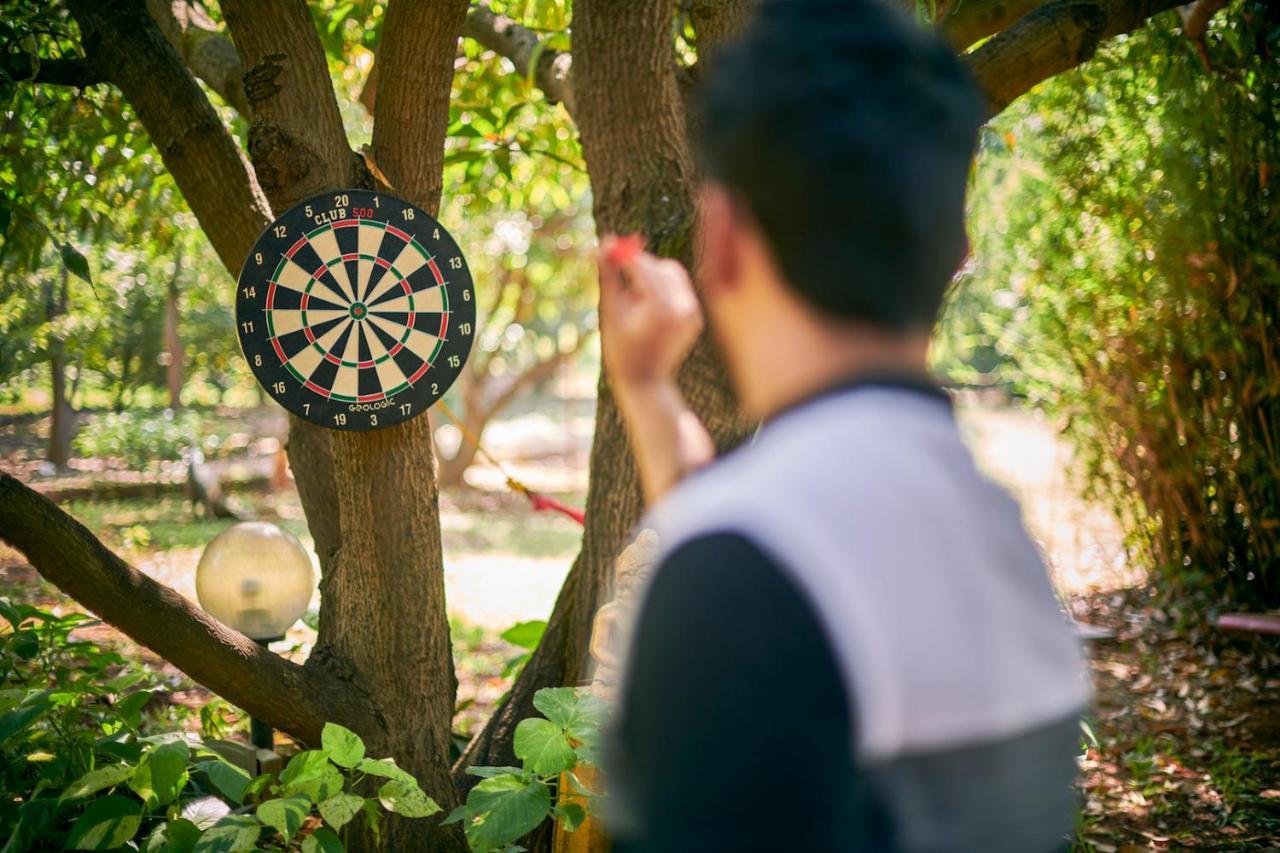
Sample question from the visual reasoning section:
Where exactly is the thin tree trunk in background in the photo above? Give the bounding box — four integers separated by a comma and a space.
164, 250, 184, 410
456, 0, 755, 787
47, 267, 74, 471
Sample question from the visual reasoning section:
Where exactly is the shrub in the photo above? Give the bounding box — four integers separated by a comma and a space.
941, 8, 1280, 605
0, 599, 440, 851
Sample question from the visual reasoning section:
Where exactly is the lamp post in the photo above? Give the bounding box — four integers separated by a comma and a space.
195, 521, 316, 752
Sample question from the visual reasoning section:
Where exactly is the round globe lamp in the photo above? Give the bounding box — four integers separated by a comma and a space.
195, 521, 315, 750
196, 521, 315, 641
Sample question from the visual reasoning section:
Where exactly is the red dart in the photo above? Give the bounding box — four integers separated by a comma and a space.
604, 233, 646, 266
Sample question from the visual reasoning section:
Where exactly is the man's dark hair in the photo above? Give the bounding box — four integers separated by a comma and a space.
697, 0, 985, 332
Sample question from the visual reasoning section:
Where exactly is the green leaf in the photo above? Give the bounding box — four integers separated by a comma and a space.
197, 760, 251, 804
440, 804, 470, 826
513, 718, 576, 776
11, 630, 38, 659
0, 205, 11, 234
115, 689, 156, 729
291, 764, 344, 802
320, 722, 365, 768
500, 620, 547, 649
60, 763, 136, 802
377, 779, 441, 818
130, 740, 189, 807
279, 749, 330, 788
317, 792, 364, 831
356, 757, 415, 784
464, 775, 551, 853
243, 773, 274, 802
0, 692, 52, 744
554, 802, 586, 833
58, 241, 92, 286
66, 795, 142, 850
142, 818, 201, 853
531, 687, 607, 738
191, 815, 261, 853
256, 793, 310, 841
301, 827, 344, 853
465, 765, 524, 779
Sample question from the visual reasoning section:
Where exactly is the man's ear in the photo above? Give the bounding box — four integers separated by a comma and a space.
697, 182, 740, 298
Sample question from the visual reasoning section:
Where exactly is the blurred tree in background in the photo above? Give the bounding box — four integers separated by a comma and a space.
939, 3, 1280, 605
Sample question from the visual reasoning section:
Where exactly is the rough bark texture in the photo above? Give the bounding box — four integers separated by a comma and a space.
455, 0, 755, 789
47, 268, 74, 471
67, 0, 269, 276
941, 0, 1045, 49
964, 0, 1186, 113
0, 474, 381, 744
164, 255, 184, 410
146, 0, 251, 115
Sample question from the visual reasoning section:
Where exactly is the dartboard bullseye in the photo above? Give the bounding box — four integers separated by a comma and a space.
235, 189, 475, 431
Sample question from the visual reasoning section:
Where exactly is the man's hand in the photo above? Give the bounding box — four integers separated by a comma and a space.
598, 235, 715, 505
598, 235, 704, 390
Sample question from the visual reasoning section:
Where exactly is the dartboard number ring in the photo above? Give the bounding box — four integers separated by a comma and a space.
235, 189, 475, 432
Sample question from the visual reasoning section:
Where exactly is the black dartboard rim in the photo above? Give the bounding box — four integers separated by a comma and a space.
235, 189, 475, 432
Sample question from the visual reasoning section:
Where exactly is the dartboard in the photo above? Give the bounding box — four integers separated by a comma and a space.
235, 189, 475, 432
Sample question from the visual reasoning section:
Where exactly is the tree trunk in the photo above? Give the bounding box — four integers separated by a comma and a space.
218, 2, 470, 849
455, 0, 755, 786
47, 268, 74, 471
164, 253, 184, 411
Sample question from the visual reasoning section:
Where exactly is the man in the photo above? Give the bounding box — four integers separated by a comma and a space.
597, 1, 1090, 850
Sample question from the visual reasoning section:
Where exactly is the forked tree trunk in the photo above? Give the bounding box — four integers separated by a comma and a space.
455, 0, 755, 786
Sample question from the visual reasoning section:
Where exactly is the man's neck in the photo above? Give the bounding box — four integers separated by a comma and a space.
736, 319, 931, 421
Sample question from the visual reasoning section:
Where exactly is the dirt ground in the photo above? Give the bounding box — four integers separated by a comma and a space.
2, 396, 1278, 849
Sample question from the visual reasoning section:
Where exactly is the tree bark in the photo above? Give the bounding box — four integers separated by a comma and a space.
964, 0, 1185, 114
47, 268, 74, 471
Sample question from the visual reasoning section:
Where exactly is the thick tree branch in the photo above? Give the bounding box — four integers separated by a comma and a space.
0, 474, 380, 746
941, 0, 1046, 49
0, 52, 104, 87
372, 0, 469, 211
460, 3, 575, 114
146, 0, 250, 116
68, 0, 268, 277
221, 0, 356, 205
964, 0, 1185, 114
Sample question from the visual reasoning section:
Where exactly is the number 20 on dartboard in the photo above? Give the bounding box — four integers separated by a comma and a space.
235, 189, 476, 432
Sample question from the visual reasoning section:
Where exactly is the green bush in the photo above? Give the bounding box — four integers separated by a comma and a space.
73, 410, 230, 470
941, 7, 1280, 605
0, 600, 440, 851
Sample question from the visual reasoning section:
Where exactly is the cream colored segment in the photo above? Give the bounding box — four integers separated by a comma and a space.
374, 344, 408, 393
286, 341, 324, 379
274, 258, 314, 294
373, 287, 444, 316
271, 308, 345, 337
340, 321, 363, 365
332, 363, 360, 398
391, 239, 429, 283
312, 317, 350, 359
308, 229, 355, 301
368, 314, 412, 344
362, 272, 402, 307
357, 223, 385, 297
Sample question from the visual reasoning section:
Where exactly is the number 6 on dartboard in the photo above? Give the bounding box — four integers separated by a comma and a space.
235, 189, 476, 432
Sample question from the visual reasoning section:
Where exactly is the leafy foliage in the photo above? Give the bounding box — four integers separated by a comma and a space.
452, 687, 606, 852
0, 600, 439, 851
940, 7, 1280, 605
